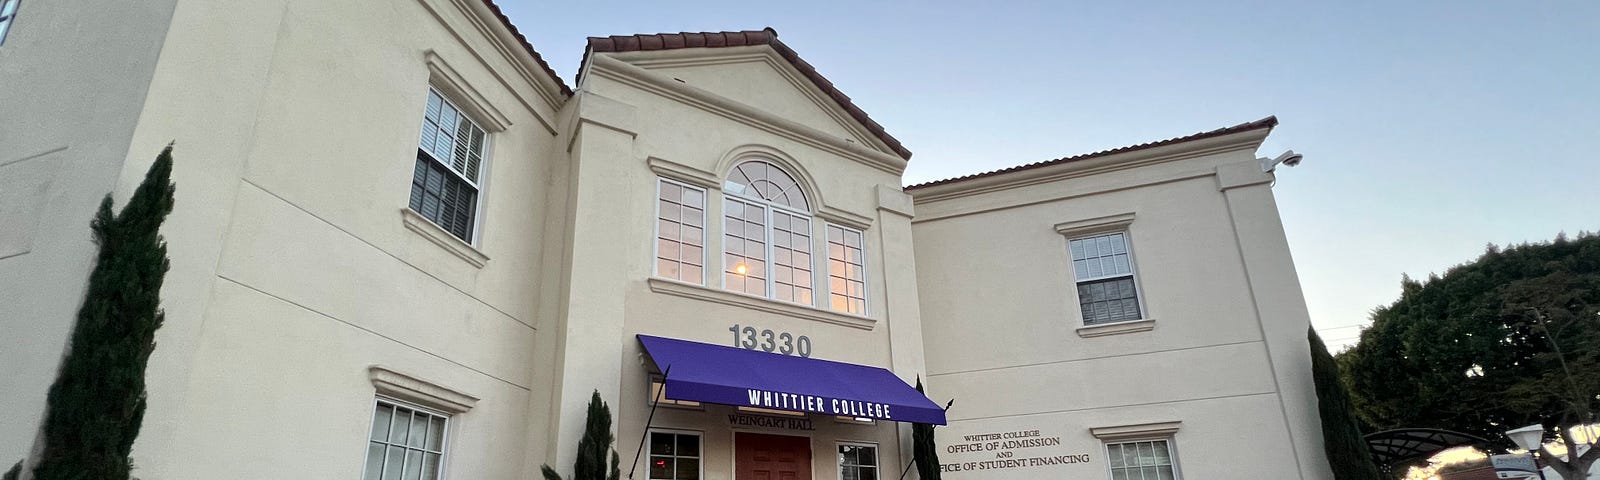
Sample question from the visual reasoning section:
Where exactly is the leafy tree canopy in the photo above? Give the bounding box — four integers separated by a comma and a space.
1338, 232, 1600, 478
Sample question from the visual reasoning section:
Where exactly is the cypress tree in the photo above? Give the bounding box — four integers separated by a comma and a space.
541, 390, 620, 480
28, 145, 175, 480
1309, 327, 1383, 479
913, 378, 942, 480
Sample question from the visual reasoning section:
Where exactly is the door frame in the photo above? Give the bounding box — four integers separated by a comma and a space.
730, 430, 815, 479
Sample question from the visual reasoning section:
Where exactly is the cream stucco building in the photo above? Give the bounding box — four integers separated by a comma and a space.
0, 1, 1331, 479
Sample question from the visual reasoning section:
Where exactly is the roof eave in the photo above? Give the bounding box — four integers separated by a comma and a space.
905, 117, 1278, 200
906, 117, 1278, 192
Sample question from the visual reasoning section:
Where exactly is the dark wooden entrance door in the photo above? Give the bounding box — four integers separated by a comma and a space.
735, 432, 812, 480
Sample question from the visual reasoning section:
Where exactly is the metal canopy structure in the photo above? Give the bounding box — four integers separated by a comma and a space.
1366, 428, 1493, 471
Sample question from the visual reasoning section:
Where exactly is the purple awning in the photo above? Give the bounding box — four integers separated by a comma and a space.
638, 335, 947, 425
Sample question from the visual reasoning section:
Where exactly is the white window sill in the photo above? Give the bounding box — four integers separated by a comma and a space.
647, 277, 877, 330
400, 208, 489, 268
1076, 318, 1156, 338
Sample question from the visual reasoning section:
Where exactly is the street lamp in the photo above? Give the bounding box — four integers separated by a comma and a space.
1506, 424, 1548, 480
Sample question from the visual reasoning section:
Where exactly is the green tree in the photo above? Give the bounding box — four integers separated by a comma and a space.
913, 378, 942, 480
1309, 327, 1383, 479
1339, 233, 1600, 479
29, 146, 176, 480
541, 390, 620, 480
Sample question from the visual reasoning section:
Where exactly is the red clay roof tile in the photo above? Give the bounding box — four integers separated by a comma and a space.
478, 0, 572, 96
580, 28, 913, 160
904, 116, 1279, 190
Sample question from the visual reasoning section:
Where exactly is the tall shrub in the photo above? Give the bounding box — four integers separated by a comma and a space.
30, 146, 176, 480
541, 390, 620, 480
1310, 327, 1383, 479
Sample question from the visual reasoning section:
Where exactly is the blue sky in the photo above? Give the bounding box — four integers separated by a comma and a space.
502, 0, 1600, 351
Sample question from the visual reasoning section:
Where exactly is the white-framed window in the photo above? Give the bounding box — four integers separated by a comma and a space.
363, 398, 450, 480
1068, 232, 1142, 325
722, 161, 813, 304
648, 430, 701, 480
1104, 439, 1179, 480
655, 179, 707, 284
838, 443, 878, 480
0, 0, 18, 46
647, 377, 702, 409
825, 225, 867, 315
410, 87, 488, 243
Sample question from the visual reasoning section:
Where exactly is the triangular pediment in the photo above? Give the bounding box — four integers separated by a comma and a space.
620, 47, 894, 156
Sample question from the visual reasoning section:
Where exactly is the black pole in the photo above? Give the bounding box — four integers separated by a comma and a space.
898, 399, 955, 480
627, 365, 671, 480
896, 458, 916, 480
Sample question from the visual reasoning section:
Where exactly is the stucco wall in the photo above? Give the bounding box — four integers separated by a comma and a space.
0, 0, 179, 466
911, 135, 1331, 479
547, 48, 926, 479
86, 0, 568, 477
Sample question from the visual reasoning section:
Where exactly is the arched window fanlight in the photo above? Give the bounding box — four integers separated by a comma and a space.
724, 161, 809, 212
722, 160, 814, 303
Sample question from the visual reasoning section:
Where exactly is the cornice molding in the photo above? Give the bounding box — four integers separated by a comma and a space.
624, 47, 890, 154
818, 206, 874, 231
426, 50, 512, 132
1089, 421, 1182, 441
909, 130, 1268, 205
571, 91, 639, 139
369, 365, 480, 414
588, 55, 908, 176
414, 0, 565, 133
1054, 212, 1136, 238
875, 185, 914, 219
1215, 160, 1274, 191
647, 156, 720, 189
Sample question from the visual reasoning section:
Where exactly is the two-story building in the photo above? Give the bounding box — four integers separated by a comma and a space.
0, 1, 1331, 479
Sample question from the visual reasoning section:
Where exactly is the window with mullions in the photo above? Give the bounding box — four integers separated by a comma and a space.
410, 88, 488, 243
1105, 439, 1178, 480
0, 0, 18, 46
838, 443, 878, 480
656, 179, 706, 284
826, 225, 866, 314
648, 431, 701, 480
363, 399, 449, 480
722, 161, 813, 304
1069, 232, 1142, 325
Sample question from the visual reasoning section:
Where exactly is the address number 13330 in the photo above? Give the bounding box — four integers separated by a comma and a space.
728, 324, 812, 357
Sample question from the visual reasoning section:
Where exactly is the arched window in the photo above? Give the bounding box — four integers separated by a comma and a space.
723, 160, 813, 304
725, 161, 809, 211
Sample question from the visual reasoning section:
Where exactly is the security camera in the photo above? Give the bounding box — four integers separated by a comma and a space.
1259, 150, 1303, 173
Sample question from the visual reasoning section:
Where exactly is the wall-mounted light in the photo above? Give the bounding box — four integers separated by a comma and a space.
1258, 150, 1304, 173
